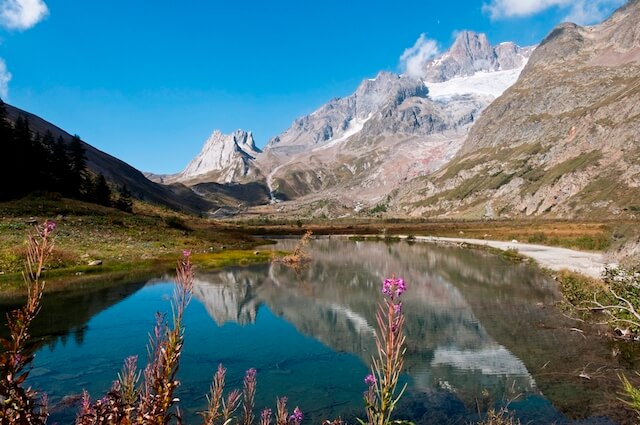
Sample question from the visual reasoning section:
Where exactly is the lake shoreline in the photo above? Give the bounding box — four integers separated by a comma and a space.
0, 234, 607, 299
326, 234, 607, 279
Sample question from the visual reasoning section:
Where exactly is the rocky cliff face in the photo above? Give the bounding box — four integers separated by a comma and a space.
265, 72, 430, 153
149, 129, 263, 186
147, 31, 532, 216
180, 129, 262, 184
252, 32, 531, 212
423, 31, 533, 82
395, 0, 640, 219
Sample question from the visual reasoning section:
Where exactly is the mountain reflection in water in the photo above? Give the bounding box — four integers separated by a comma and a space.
16, 239, 638, 424
191, 241, 547, 413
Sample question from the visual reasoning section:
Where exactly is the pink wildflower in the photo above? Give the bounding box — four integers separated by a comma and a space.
382, 277, 407, 299
395, 278, 406, 297
289, 407, 303, 425
44, 220, 56, 233
364, 374, 376, 386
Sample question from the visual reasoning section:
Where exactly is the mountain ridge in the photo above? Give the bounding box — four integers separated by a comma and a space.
394, 0, 640, 219
161, 30, 532, 213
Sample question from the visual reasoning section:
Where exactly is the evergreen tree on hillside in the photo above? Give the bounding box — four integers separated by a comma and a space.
114, 184, 134, 212
40, 130, 57, 191
30, 131, 49, 187
89, 173, 112, 206
0, 100, 10, 140
67, 135, 88, 197
51, 135, 72, 194
0, 100, 14, 200
11, 116, 33, 197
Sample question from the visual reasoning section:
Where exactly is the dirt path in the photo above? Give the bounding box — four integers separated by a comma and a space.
413, 236, 607, 279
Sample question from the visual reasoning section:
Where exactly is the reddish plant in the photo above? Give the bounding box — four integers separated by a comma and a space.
0, 220, 56, 424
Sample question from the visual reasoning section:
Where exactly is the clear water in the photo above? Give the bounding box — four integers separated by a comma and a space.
3, 239, 637, 424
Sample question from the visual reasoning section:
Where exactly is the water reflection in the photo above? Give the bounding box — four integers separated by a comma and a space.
189, 239, 637, 423
0, 279, 147, 349
8, 239, 638, 424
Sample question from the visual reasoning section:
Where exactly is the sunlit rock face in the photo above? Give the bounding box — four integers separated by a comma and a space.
154, 130, 263, 186
422, 31, 532, 83
396, 1, 640, 219
255, 32, 532, 206
156, 32, 531, 213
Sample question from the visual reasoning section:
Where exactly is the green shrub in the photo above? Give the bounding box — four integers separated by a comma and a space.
164, 216, 191, 232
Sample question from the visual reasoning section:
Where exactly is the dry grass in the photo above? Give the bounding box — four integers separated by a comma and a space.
231, 218, 614, 251
0, 196, 264, 294
477, 409, 521, 425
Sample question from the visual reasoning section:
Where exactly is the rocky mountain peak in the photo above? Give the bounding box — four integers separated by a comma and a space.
178, 129, 261, 183
449, 31, 494, 63
395, 0, 640, 219
355, 72, 429, 112
423, 31, 533, 83
265, 71, 430, 152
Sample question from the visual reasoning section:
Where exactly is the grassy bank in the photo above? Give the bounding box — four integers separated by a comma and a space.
228, 217, 616, 252
0, 195, 276, 295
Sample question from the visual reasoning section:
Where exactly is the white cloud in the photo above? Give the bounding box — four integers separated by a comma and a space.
0, 0, 49, 30
482, 0, 626, 25
0, 58, 11, 99
399, 34, 440, 79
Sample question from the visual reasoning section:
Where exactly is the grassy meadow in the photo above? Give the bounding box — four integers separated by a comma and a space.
0, 195, 279, 296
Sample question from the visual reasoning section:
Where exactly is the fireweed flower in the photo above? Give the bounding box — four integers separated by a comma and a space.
382, 278, 393, 296
44, 220, 56, 233
382, 277, 406, 300
395, 278, 406, 297
245, 367, 257, 380
182, 249, 191, 258
364, 374, 376, 386
289, 407, 303, 425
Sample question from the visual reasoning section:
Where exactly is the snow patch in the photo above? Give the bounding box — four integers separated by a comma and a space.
315, 113, 373, 151
425, 63, 526, 100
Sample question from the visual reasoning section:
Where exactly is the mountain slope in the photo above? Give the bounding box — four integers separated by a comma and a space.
4, 103, 215, 214
395, 0, 640, 219
250, 32, 532, 211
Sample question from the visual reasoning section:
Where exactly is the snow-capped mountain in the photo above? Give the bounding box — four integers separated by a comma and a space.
153, 31, 533, 215
423, 31, 533, 83
396, 0, 640, 219
265, 72, 429, 153
252, 31, 532, 209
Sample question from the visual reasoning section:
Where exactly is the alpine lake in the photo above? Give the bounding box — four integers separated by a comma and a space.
2, 238, 639, 424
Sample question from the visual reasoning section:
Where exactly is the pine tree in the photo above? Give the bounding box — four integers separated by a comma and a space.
0, 99, 10, 139
114, 184, 134, 213
90, 173, 112, 206
30, 131, 49, 189
51, 135, 71, 194
67, 135, 88, 197
11, 116, 33, 197
0, 100, 14, 200
40, 130, 57, 191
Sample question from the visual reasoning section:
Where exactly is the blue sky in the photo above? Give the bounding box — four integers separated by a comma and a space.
0, 0, 627, 173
